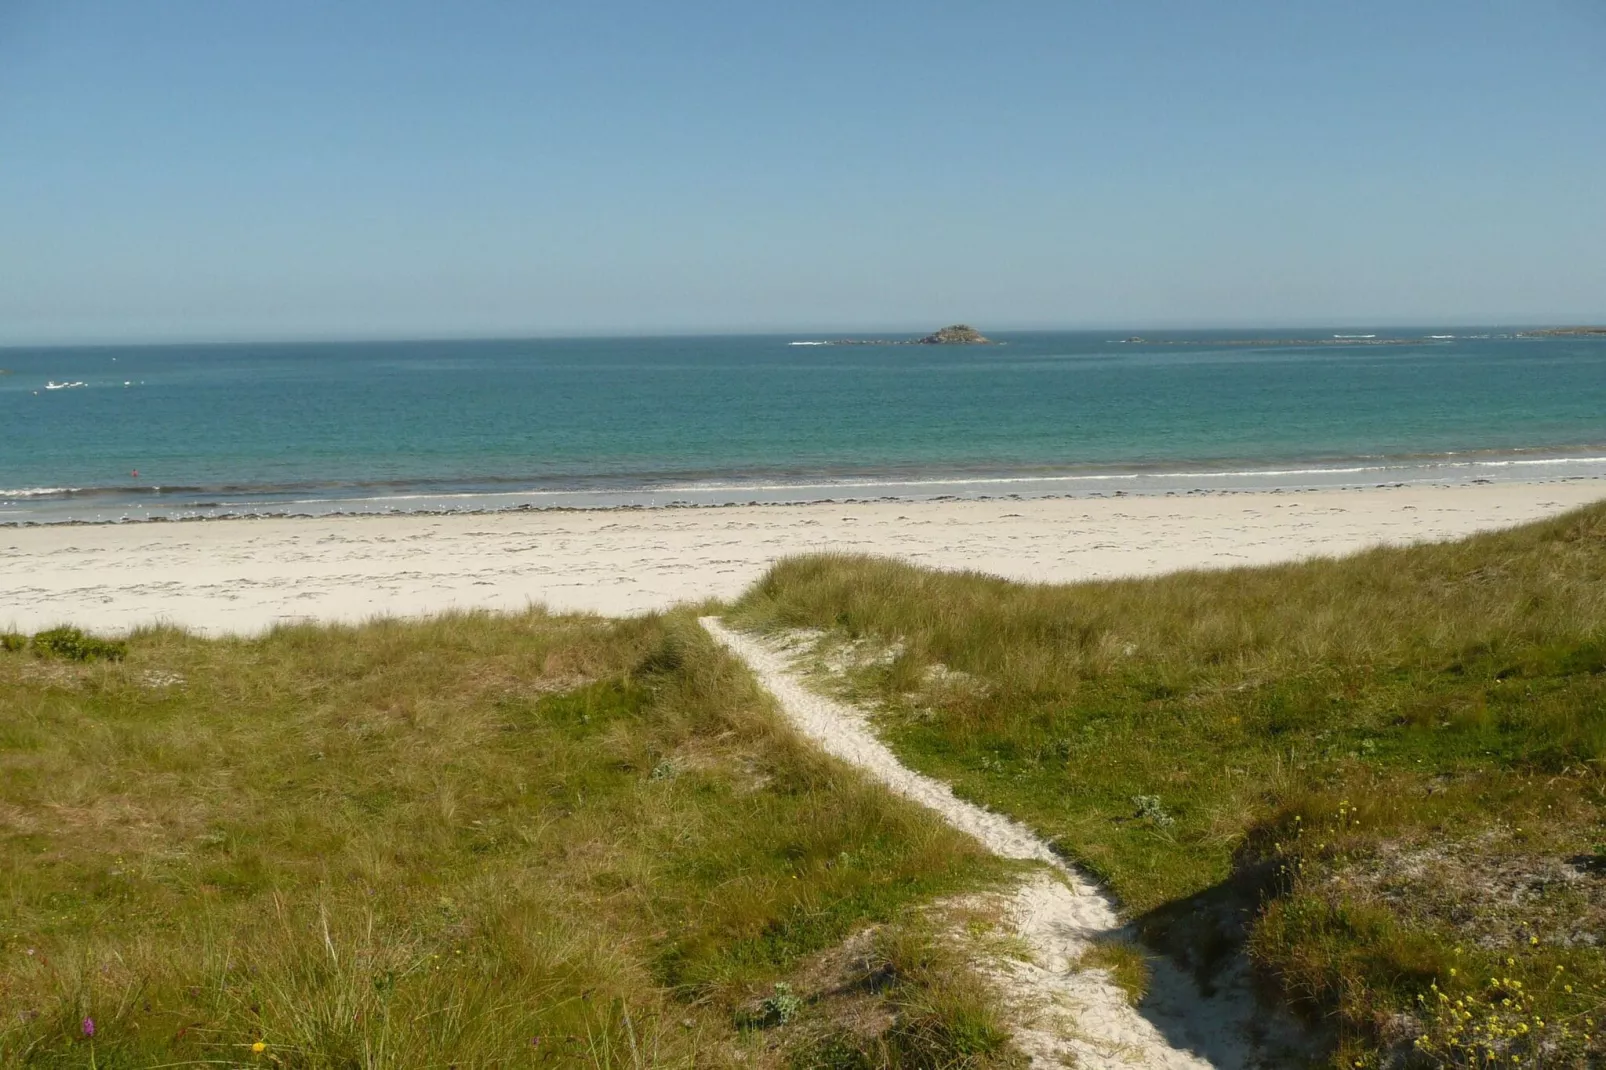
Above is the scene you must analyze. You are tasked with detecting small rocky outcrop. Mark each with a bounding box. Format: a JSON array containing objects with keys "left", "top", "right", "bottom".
[
  {"left": 917, "top": 324, "right": 991, "bottom": 345},
  {"left": 816, "top": 324, "right": 995, "bottom": 347}
]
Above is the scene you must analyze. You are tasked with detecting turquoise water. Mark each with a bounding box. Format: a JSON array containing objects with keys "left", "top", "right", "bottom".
[{"left": 1, "top": 330, "right": 1603, "bottom": 523}]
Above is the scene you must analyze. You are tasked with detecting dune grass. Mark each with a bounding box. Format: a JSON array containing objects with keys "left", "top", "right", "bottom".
[
  {"left": 729, "top": 500, "right": 1606, "bottom": 1066},
  {"left": 0, "top": 609, "right": 1016, "bottom": 1068}
]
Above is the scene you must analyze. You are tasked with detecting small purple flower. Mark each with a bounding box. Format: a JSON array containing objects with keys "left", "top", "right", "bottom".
[{"left": 82, "top": 1016, "right": 95, "bottom": 1038}]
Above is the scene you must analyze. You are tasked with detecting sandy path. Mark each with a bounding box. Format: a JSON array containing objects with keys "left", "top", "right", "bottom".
[
  {"left": 2, "top": 481, "right": 1601, "bottom": 635},
  {"left": 702, "top": 617, "right": 1297, "bottom": 1069}
]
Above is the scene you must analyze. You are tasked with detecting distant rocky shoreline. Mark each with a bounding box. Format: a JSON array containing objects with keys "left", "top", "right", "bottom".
[
  {"left": 1118, "top": 336, "right": 1427, "bottom": 347},
  {"left": 1517, "top": 326, "right": 1606, "bottom": 337},
  {"left": 1117, "top": 328, "right": 1606, "bottom": 346},
  {"left": 803, "top": 324, "right": 1606, "bottom": 349}
]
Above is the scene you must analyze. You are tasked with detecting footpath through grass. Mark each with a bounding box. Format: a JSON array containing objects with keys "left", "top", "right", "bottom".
[
  {"left": 0, "top": 609, "right": 1015, "bottom": 1068},
  {"left": 730, "top": 500, "right": 1606, "bottom": 1067}
]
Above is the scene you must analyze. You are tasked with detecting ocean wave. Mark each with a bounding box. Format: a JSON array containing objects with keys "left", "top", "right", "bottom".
[
  {"left": 9, "top": 451, "right": 1606, "bottom": 502},
  {"left": 637, "top": 459, "right": 1606, "bottom": 494},
  {"left": 0, "top": 485, "right": 205, "bottom": 501},
  {"left": 7, "top": 448, "right": 1606, "bottom": 520},
  {"left": 157, "top": 456, "right": 1606, "bottom": 507},
  {"left": 1464, "top": 456, "right": 1606, "bottom": 468},
  {"left": 0, "top": 487, "right": 80, "bottom": 498}
]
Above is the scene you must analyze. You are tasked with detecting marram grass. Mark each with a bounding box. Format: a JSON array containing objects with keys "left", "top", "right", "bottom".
[
  {"left": 730, "top": 500, "right": 1606, "bottom": 1067},
  {"left": 0, "top": 609, "right": 1013, "bottom": 1068}
]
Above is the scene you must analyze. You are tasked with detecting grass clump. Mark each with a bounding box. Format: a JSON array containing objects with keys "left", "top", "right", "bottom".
[
  {"left": 1078, "top": 938, "right": 1152, "bottom": 1005},
  {"left": 0, "top": 608, "right": 1012, "bottom": 1067},
  {"left": 730, "top": 500, "right": 1606, "bottom": 1065},
  {"left": 779, "top": 923, "right": 1022, "bottom": 1070},
  {"left": 28, "top": 626, "right": 126, "bottom": 661},
  {"left": 0, "top": 633, "right": 26, "bottom": 653}
]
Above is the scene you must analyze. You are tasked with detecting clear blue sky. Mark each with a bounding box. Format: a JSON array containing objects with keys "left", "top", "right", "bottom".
[{"left": 2, "top": 1, "right": 1603, "bottom": 343}]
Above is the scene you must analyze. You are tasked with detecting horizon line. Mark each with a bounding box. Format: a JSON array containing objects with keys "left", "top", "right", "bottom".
[{"left": 5, "top": 318, "right": 1606, "bottom": 350}]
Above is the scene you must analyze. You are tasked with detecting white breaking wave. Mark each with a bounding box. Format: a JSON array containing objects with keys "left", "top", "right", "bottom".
[
  {"left": 0, "top": 487, "right": 77, "bottom": 498},
  {"left": 586, "top": 455, "right": 1606, "bottom": 495},
  {"left": 147, "top": 454, "right": 1606, "bottom": 510},
  {"left": 787, "top": 340, "right": 829, "bottom": 346}
]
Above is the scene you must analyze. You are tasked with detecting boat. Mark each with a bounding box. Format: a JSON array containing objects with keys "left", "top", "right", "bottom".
[{"left": 45, "top": 381, "right": 87, "bottom": 390}]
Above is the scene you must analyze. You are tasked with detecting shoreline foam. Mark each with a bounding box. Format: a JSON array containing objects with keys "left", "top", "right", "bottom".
[
  {"left": 2, "top": 480, "right": 1601, "bottom": 637},
  {"left": 5, "top": 449, "right": 1606, "bottom": 526}
]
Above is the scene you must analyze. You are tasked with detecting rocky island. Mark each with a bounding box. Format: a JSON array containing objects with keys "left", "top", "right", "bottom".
[
  {"left": 917, "top": 324, "right": 991, "bottom": 344},
  {"left": 806, "top": 324, "right": 993, "bottom": 347}
]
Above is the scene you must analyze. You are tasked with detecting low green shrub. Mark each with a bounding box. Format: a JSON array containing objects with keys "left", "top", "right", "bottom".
[
  {"left": 30, "top": 626, "right": 127, "bottom": 662},
  {"left": 0, "top": 633, "right": 26, "bottom": 653},
  {"left": 760, "top": 981, "right": 804, "bottom": 1026}
]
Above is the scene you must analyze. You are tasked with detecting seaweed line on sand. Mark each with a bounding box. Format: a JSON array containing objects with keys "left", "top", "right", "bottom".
[{"left": 701, "top": 616, "right": 1299, "bottom": 1069}]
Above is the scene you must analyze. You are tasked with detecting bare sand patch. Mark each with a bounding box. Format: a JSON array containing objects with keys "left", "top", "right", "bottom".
[{"left": 1, "top": 481, "right": 1600, "bottom": 635}]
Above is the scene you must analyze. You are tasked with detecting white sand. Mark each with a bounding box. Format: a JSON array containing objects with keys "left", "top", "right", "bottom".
[{"left": 2, "top": 480, "right": 1601, "bottom": 635}]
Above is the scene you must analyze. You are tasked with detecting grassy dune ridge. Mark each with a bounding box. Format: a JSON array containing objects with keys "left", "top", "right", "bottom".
[
  {"left": 730, "top": 502, "right": 1606, "bottom": 1066},
  {"left": 0, "top": 610, "right": 1015, "bottom": 1068}
]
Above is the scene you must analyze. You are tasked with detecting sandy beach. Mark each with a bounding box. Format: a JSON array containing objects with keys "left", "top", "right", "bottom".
[{"left": 2, "top": 480, "right": 1601, "bottom": 636}]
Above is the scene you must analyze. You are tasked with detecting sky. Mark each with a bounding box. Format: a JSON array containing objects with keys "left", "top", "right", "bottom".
[{"left": 1, "top": 1, "right": 1603, "bottom": 343}]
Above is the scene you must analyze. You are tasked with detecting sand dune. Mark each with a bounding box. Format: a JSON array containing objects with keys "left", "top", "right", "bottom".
[{"left": 2, "top": 481, "right": 1601, "bottom": 635}]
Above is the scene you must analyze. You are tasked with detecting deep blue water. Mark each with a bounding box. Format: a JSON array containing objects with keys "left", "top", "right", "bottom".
[{"left": 2, "top": 330, "right": 1603, "bottom": 522}]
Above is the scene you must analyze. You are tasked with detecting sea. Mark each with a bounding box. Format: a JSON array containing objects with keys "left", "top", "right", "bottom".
[{"left": 2, "top": 330, "right": 1603, "bottom": 525}]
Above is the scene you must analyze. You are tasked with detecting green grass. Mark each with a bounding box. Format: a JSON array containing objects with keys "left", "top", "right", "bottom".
[
  {"left": 729, "top": 500, "right": 1606, "bottom": 1066},
  {"left": 0, "top": 609, "right": 1016, "bottom": 1068},
  {"left": 1076, "top": 939, "right": 1150, "bottom": 1006},
  {"left": 781, "top": 923, "right": 1019, "bottom": 1070},
  {"left": 27, "top": 627, "right": 127, "bottom": 663}
]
